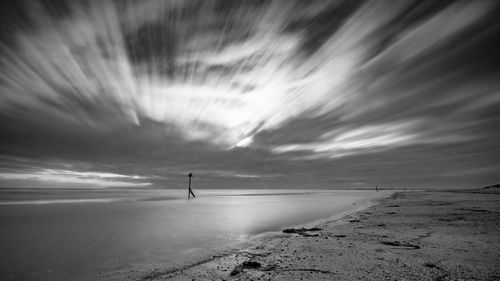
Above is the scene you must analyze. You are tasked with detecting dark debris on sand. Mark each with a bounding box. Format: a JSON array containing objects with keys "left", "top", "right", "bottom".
[
  {"left": 282, "top": 227, "right": 322, "bottom": 237},
  {"left": 229, "top": 261, "right": 261, "bottom": 276},
  {"left": 380, "top": 241, "right": 421, "bottom": 249}
]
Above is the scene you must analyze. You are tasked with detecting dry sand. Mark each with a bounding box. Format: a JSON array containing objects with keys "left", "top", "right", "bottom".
[{"left": 142, "top": 191, "right": 500, "bottom": 281}]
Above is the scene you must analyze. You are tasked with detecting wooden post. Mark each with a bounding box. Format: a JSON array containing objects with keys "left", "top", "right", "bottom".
[{"left": 188, "top": 173, "right": 194, "bottom": 199}]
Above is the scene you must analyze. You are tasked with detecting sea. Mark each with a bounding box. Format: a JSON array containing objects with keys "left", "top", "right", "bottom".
[{"left": 0, "top": 188, "right": 390, "bottom": 280}]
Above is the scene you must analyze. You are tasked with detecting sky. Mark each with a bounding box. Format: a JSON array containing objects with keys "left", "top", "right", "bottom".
[{"left": 0, "top": 0, "right": 499, "bottom": 189}]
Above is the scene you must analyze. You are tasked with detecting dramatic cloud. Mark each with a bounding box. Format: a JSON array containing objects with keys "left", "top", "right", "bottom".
[
  {"left": 0, "top": 169, "right": 151, "bottom": 188},
  {"left": 0, "top": 0, "right": 499, "bottom": 189}
]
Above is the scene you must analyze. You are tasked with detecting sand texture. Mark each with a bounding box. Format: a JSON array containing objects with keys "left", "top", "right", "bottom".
[{"left": 142, "top": 191, "right": 500, "bottom": 281}]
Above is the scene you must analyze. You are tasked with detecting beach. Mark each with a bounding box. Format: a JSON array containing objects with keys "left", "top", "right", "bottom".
[
  {"left": 145, "top": 191, "right": 500, "bottom": 281},
  {"left": 1, "top": 1, "right": 498, "bottom": 280}
]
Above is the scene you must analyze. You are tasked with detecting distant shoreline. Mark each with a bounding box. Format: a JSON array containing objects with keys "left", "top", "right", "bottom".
[{"left": 0, "top": 188, "right": 390, "bottom": 205}]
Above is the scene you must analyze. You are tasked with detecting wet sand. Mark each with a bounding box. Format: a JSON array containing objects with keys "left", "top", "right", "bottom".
[{"left": 141, "top": 191, "right": 500, "bottom": 281}]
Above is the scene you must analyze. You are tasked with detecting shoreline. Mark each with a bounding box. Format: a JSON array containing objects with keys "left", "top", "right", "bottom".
[
  {"left": 131, "top": 191, "right": 391, "bottom": 280},
  {"left": 139, "top": 190, "right": 500, "bottom": 281},
  {"left": 124, "top": 191, "right": 391, "bottom": 281}
]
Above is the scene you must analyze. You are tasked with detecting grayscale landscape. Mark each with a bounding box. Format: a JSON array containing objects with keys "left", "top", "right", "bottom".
[{"left": 0, "top": 1, "right": 499, "bottom": 280}]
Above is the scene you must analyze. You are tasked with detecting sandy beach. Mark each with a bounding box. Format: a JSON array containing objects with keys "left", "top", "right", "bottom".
[{"left": 141, "top": 191, "right": 500, "bottom": 281}]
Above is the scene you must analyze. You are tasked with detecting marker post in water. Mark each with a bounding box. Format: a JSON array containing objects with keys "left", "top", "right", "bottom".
[{"left": 187, "top": 172, "right": 196, "bottom": 199}]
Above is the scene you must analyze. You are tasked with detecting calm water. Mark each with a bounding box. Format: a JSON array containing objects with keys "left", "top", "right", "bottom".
[{"left": 0, "top": 189, "right": 388, "bottom": 280}]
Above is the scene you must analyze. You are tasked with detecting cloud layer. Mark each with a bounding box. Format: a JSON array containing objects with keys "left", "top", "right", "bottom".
[{"left": 0, "top": 0, "right": 499, "bottom": 189}]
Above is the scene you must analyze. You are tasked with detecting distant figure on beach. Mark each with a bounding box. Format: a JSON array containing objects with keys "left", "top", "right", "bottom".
[
  {"left": 187, "top": 172, "right": 196, "bottom": 199},
  {"left": 376, "top": 185, "right": 379, "bottom": 192}
]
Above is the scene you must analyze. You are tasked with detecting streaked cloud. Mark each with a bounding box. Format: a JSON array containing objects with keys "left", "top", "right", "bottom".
[
  {"left": 272, "top": 121, "right": 421, "bottom": 159},
  {"left": 0, "top": 0, "right": 499, "bottom": 189},
  {"left": 195, "top": 169, "right": 281, "bottom": 179},
  {"left": 0, "top": 169, "right": 151, "bottom": 188}
]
